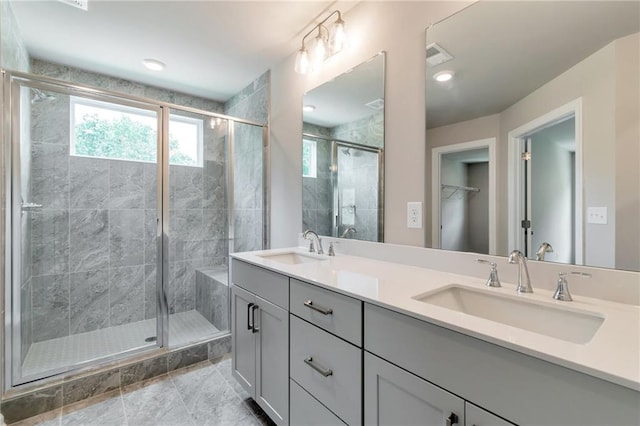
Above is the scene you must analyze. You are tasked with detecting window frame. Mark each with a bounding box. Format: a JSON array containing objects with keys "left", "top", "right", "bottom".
[
  {"left": 70, "top": 96, "right": 204, "bottom": 167},
  {"left": 302, "top": 138, "right": 318, "bottom": 178}
]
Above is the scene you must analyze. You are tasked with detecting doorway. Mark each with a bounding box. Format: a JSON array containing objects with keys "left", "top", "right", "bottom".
[
  {"left": 431, "top": 138, "right": 497, "bottom": 254},
  {"left": 508, "top": 99, "right": 583, "bottom": 263}
]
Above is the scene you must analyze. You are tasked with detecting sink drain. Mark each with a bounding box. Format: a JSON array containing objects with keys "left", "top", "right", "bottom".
[{"left": 145, "top": 336, "right": 157, "bottom": 342}]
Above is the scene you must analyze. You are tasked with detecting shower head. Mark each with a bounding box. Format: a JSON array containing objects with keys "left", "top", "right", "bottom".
[{"left": 31, "top": 89, "right": 57, "bottom": 104}]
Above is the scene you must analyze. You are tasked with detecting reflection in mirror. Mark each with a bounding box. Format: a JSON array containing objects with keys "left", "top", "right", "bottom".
[
  {"left": 302, "top": 52, "right": 385, "bottom": 242},
  {"left": 426, "top": 1, "right": 639, "bottom": 271}
]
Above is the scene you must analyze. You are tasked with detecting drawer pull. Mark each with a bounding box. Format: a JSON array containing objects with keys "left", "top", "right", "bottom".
[
  {"left": 304, "top": 357, "right": 333, "bottom": 377},
  {"left": 304, "top": 300, "right": 333, "bottom": 315},
  {"left": 446, "top": 413, "right": 459, "bottom": 426},
  {"left": 251, "top": 304, "right": 259, "bottom": 333},
  {"left": 247, "top": 303, "right": 254, "bottom": 330}
]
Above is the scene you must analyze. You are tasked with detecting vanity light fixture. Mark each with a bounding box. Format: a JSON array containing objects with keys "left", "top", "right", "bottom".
[
  {"left": 294, "top": 10, "right": 348, "bottom": 75},
  {"left": 143, "top": 58, "right": 166, "bottom": 72},
  {"left": 433, "top": 70, "right": 455, "bottom": 82},
  {"left": 303, "top": 105, "right": 316, "bottom": 112}
]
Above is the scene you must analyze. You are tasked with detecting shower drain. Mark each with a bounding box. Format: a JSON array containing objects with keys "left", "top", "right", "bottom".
[{"left": 145, "top": 336, "right": 157, "bottom": 342}]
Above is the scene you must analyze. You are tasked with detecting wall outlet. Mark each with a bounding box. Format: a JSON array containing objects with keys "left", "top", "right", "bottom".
[
  {"left": 407, "top": 202, "right": 422, "bottom": 229},
  {"left": 587, "top": 206, "right": 607, "bottom": 224}
]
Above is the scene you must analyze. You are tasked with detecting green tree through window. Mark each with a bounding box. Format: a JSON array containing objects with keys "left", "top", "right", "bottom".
[{"left": 75, "top": 113, "right": 195, "bottom": 166}]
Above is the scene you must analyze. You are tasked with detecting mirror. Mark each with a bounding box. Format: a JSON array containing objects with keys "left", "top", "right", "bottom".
[
  {"left": 302, "top": 52, "right": 385, "bottom": 242},
  {"left": 426, "top": 1, "right": 639, "bottom": 271}
]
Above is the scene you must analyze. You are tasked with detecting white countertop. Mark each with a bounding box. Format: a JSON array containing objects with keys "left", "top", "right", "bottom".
[{"left": 231, "top": 247, "right": 640, "bottom": 392}]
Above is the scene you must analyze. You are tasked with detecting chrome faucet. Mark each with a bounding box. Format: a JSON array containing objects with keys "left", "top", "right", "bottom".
[
  {"left": 536, "top": 242, "right": 554, "bottom": 261},
  {"left": 340, "top": 227, "right": 357, "bottom": 238},
  {"left": 303, "top": 230, "right": 324, "bottom": 255},
  {"left": 508, "top": 250, "right": 533, "bottom": 293},
  {"left": 553, "top": 271, "right": 591, "bottom": 301}
]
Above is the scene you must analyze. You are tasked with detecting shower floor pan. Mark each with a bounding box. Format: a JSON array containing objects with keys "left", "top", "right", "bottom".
[{"left": 21, "top": 310, "right": 220, "bottom": 379}]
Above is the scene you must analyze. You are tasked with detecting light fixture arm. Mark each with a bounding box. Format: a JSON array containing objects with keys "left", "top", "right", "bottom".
[{"left": 300, "top": 10, "right": 342, "bottom": 48}]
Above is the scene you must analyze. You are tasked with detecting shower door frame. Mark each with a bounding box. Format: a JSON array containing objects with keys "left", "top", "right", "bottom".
[
  {"left": 1, "top": 70, "right": 270, "bottom": 390},
  {"left": 4, "top": 72, "right": 167, "bottom": 387}
]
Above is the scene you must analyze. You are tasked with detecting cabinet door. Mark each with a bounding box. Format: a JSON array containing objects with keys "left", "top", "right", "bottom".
[
  {"left": 364, "top": 352, "right": 465, "bottom": 426},
  {"left": 231, "top": 285, "right": 256, "bottom": 397},
  {"left": 255, "top": 296, "right": 289, "bottom": 425},
  {"left": 465, "top": 403, "right": 515, "bottom": 426}
]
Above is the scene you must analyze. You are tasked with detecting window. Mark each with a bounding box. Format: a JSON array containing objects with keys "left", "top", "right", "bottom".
[
  {"left": 302, "top": 139, "right": 317, "bottom": 178},
  {"left": 71, "top": 97, "right": 203, "bottom": 166}
]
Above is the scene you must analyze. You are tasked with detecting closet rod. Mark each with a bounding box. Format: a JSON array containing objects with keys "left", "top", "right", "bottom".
[{"left": 441, "top": 184, "right": 480, "bottom": 192}]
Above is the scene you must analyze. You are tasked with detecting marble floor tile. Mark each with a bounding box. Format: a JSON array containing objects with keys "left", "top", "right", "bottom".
[
  {"left": 12, "top": 356, "right": 274, "bottom": 426},
  {"left": 169, "top": 362, "right": 259, "bottom": 426},
  {"left": 121, "top": 375, "right": 194, "bottom": 426},
  {"left": 60, "top": 391, "right": 125, "bottom": 426}
]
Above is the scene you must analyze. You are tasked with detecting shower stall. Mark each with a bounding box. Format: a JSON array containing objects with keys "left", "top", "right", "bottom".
[
  {"left": 2, "top": 71, "right": 268, "bottom": 387},
  {"left": 302, "top": 133, "right": 383, "bottom": 242}
]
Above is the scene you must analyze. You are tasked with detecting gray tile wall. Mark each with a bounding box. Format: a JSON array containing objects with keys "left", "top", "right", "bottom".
[
  {"left": 335, "top": 148, "right": 380, "bottom": 242},
  {"left": 224, "top": 71, "right": 269, "bottom": 253},
  {"left": 302, "top": 137, "right": 333, "bottom": 236},
  {"left": 26, "top": 60, "right": 230, "bottom": 344},
  {"left": 300, "top": 114, "right": 384, "bottom": 240},
  {"left": 2, "top": 0, "right": 33, "bottom": 362},
  {"left": 0, "top": 1, "right": 30, "bottom": 71},
  {"left": 332, "top": 111, "right": 384, "bottom": 149}
]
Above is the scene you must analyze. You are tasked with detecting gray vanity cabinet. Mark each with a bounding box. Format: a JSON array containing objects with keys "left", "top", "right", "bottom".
[
  {"left": 231, "top": 260, "right": 289, "bottom": 425},
  {"left": 465, "top": 403, "right": 514, "bottom": 426},
  {"left": 364, "top": 352, "right": 465, "bottom": 426}
]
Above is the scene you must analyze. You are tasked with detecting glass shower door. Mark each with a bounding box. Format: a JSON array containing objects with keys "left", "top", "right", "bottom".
[
  {"left": 9, "top": 77, "right": 163, "bottom": 384},
  {"left": 164, "top": 109, "right": 230, "bottom": 348},
  {"left": 333, "top": 142, "right": 382, "bottom": 242}
]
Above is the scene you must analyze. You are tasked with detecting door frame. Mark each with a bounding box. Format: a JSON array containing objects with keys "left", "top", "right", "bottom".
[
  {"left": 431, "top": 138, "right": 497, "bottom": 254},
  {"left": 507, "top": 98, "right": 583, "bottom": 264}
]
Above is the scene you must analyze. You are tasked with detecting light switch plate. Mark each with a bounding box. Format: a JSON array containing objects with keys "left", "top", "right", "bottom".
[
  {"left": 407, "top": 202, "right": 422, "bottom": 229},
  {"left": 587, "top": 206, "right": 607, "bottom": 224}
]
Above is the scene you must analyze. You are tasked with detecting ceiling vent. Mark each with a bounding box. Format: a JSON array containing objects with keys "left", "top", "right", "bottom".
[
  {"left": 57, "top": 0, "right": 88, "bottom": 11},
  {"left": 426, "top": 43, "right": 453, "bottom": 67},
  {"left": 365, "top": 98, "right": 384, "bottom": 110}
]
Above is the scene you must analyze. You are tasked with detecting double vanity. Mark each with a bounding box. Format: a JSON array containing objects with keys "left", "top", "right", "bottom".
[{"left": 230, "top": 244, "right": 640, "bottom": 425}]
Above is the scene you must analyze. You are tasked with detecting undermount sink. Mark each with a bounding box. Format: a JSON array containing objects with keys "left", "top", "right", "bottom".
[
  {"left": 256, "top": 251, "right": 326, "bottom": 265},
  {"left": 413, "top": 285, "right": 604, "bottom": 344}
]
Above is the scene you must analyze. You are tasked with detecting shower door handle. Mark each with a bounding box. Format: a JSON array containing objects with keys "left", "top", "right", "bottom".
[
  {"left": 247, "top": 303, "right": 254, "bottom": 330},
  {"left": 21, "top": 202, "right": 43, "bottom": 212}
]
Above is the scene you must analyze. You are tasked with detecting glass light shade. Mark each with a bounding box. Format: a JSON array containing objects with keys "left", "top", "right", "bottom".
[
  {"left": 294, "top": 47, "right": 311, "bottom": 74},
  {"left": 330, "top": 19, "right": 347, "bottom": 54},
  {"left": 313, "top": 31, "right": 328, "bottom": 68}
]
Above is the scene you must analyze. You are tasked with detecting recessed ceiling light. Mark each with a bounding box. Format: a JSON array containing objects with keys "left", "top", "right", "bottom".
[
  {"left": 143, "top": 58, "right": 166, "bottom": 72},
  {"left": 433, "top": 70, "right": 454, "bottom": 82},
  {"left": 303, "top": 105, "right": 316, "bottom": 112}
]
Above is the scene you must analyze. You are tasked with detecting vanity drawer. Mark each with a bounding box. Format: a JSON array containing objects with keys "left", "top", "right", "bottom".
[
  {"left": 290, "top": 315, "right": 362, "bottom": 426},
  {"left": 290, "top": 279, "right": 362, "bottom": 346},
  {"left": 231, "top": 259, "right": 289, "bottom": 309},
  {"left": 290, "top": 379, "right": 346, "bottom": 426}
]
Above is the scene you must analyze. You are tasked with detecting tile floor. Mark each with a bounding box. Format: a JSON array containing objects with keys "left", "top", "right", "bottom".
[
  {"left": 12, "top": 357, "right": 275, "bottom": 426},
  {"left": 23, "top": 311, "right": 221, "bottom": 379}
]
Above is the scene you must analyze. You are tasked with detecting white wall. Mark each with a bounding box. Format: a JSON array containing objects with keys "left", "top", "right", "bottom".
[
  {"left": 467, "top": 162, "right": 488, "bottom": 254},
  {"left": 531, "top": 119, "right": 575, "bottom": 264},
  {"left": 614, "top": 33, "right": 640, "bottom": 270},
  {"left": 270, "top": 1, "right": 472, "bottom": 248},
  {"left": 426, "top": 114, "right": 500, "bottom": 245},
  {"left": 440, "top": 157, "right": 467, "bottom": 251},
  {"left": 424, "top": 33, "right": 639, "bottom": 269}
]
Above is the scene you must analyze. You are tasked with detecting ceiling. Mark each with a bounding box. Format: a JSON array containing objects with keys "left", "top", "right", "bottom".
[
  {"left": 303, "top": 52, "right": 384, "bottom": 128},
  {"left": 10, "top": 0, "right": 349, "bottom": 101},
  {"left": 426, "top": 1, "right": 640, "bottom": 129}
]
